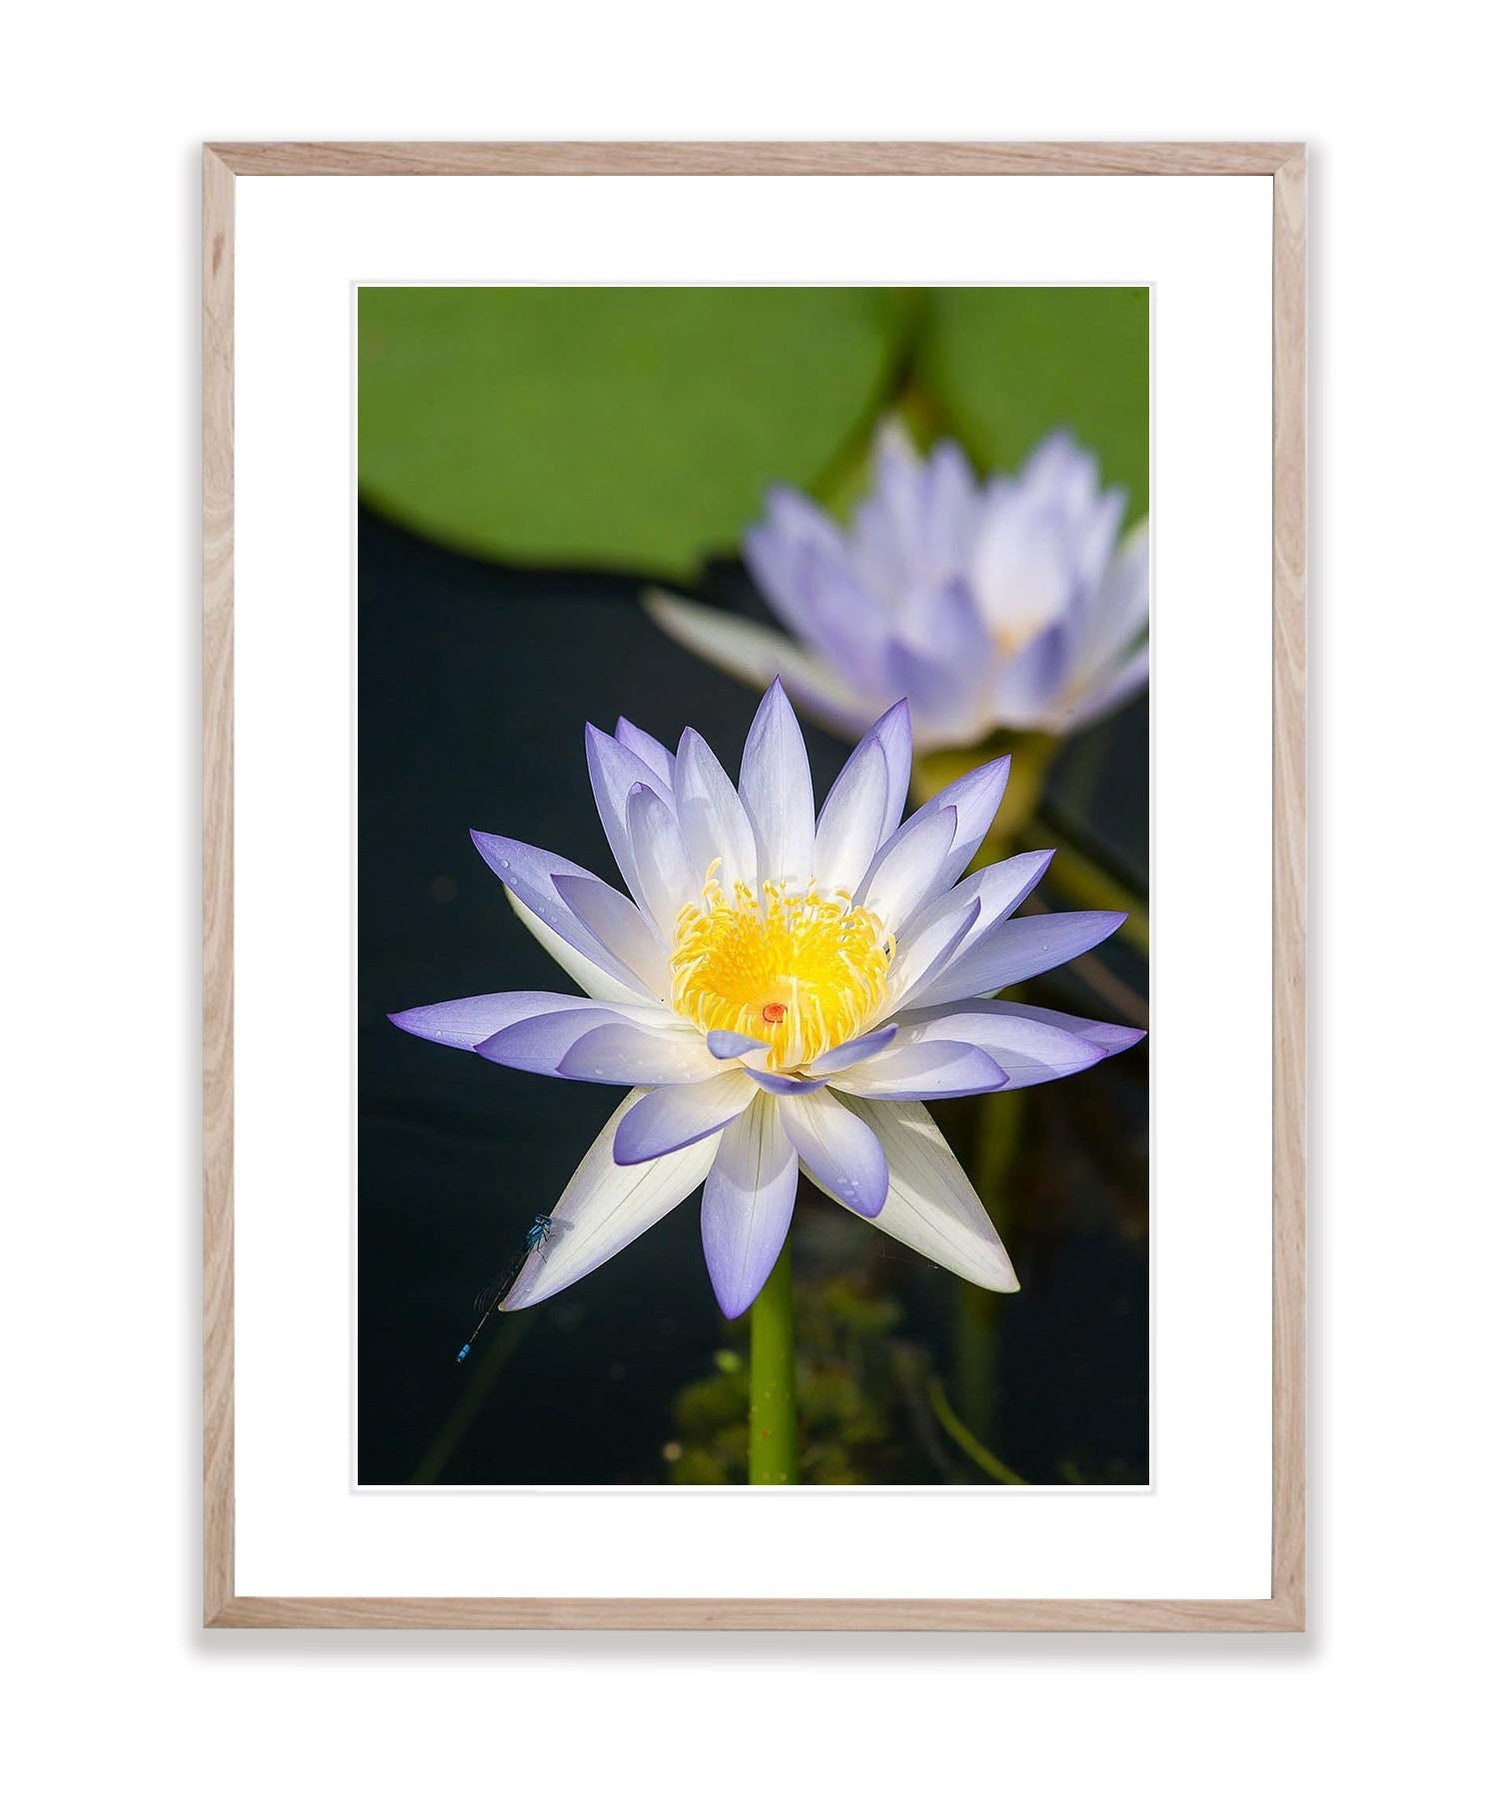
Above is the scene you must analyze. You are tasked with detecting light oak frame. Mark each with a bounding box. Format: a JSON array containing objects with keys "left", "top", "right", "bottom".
[{"left": 203, "top": 140, "right": 1307, "bottom": 1631}]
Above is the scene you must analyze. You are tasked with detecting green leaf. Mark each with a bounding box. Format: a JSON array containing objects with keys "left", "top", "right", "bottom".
[
  {"left": 918, "top": 288, "right": 1149, "bottom": 521},
  {"left": 358, "top": 287, "right": 915, "bottom": 578}
]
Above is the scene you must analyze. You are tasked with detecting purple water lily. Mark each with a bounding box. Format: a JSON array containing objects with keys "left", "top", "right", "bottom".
[
  {"left": 646, "top": 424, "right": 1149, "bottom": 752},
  {"left": 391, "top": 683, "right": 1142, "bottom": 1318}
]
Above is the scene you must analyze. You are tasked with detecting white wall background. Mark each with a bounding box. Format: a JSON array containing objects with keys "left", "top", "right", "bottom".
[{"left": 5, "top": 6, "right": 1493, "bottom": 1794}]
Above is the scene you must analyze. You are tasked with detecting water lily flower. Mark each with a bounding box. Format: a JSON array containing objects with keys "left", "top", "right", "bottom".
[
  {"left": 391, "top": 683, "right": 1142, "bottom": 1319},
  {"left": 646, "top": 426, "right": 1149, "bottom": 752}
]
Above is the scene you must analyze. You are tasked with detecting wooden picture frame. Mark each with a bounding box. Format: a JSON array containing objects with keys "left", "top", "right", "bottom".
[{"left": 204, "top": 140, "right": 1306, "bottom": 1630}]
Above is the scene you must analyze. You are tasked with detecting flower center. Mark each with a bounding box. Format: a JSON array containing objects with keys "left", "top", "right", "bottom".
[{"left": 670, "top": 869, "right": 892, "bottom": 1071}]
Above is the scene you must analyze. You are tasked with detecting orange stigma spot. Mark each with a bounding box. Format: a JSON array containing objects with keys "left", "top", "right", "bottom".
[{"left": 761, "top": 1002, "right": 787, "bottom": 1025}]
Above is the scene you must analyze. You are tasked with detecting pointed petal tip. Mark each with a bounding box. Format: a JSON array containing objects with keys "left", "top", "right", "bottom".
[{"left": 711, "top": 1282, "right": 759, "bottom": 1322}]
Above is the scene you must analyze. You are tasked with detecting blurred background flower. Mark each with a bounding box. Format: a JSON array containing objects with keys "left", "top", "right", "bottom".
[{"left": 647, "top": 423, "right": 1148, "bottom": 752}]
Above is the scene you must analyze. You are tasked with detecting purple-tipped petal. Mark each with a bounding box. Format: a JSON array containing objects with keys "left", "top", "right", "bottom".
[
  {"left": 550, "top": 873, "right": 670, "bottom": 1000},
  {"left": 739, "top": 678, "right": 815, "bottom": 885},
  {"left": 913, "top": 909, "right": 1129, "bottom": 1010},
  {"left": 854, "top": 803, "right": 957, "bottom": 934},
  {"left": 985, "top": 1000, "right": 1146, "bottom": 1059},
  {"left": 859, "top": 1002, "right": 1127, "bottom": 1091},
  {"left": 894, "top": 852, "right": 1054, "bottom": 1006},
  {"left": 831, "top": 1040, "right": 1009, "bottom": 1101},
  {"left": 584, "top": 723, "right": 674, "bottom": 910},
  {"left": 700, "top": 1095, "right": 799, "bottom": 1318},
  {"left": 555, "top": 1022, "right": 721, "bottom": 1086},
  {"left": 803, "top": 1023, "right": 899, "bottom": 1078},
  {"left": 744, "top": 1066, "right": 831, "bottom": 1096},
  {"left": 706, "top": 1029, "right": 770, "bottom": 1061},
  {"left": 917, "top": 755, "right": 1012, "bottom": 890},
  {"left": 469, "top": 831, "right": 656, "bottom": 1000},
  {"left": 674, "top": 727, "right": 757, "bottom": 895},
  {"left": 614, "top": 718, "right": 677, "bottom": 790},
  {"left": 504, "top": 889, "right": 653, "bottom": 1008},
  {"left": 868, "top": 698, "right": 913, "bottom": 844},
  {"left": 622, "top": 783, "right": 695, "bottom": 938},
  {"left": 612, "top": 1069, "right": 756, "bottom": 1166},
  {"left": 476, "top": 1005, "right": 714, "bottom": 1085},
  {"left": 812, "top": 713, "right": 893, "bottom": 896},
  {"left": 777, "top": 1087, "right": 888, "bottom": 1217},
  {"left": 884, "top": 896, "right": 983, "bottom": 1013},
  {"left": 389, "top": 990, "right": 583, "bottom": 1053}
]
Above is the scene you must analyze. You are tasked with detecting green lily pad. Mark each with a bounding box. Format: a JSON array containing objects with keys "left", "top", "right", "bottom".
[
  {"left": 918, "top": 287, "right": 1150, "bottom": 521},
  {"left": 359, "top": 287, "right": 915, "bottom": 578}
]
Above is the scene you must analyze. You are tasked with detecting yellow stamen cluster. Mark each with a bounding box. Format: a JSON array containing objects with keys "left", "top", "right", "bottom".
[{"left": 671, "top": 869, "right": 892, "bottom": 1071}]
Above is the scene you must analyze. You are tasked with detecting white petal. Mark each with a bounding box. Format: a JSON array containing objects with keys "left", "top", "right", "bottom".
[
  {"left": 855, "top": 803, "right": 957, "bottom": 935},
  {"left": 882, "top": 896, "right": 982, "bottom": 1014},
  {"left": 824, "top": 1097, "right": 1018, "bottom": 1291},
  {"left": 893, "top": 851, "right": 1053, "bottom": 1009},
  {"left": 812, "top": 725, "right": 890, "bottom": 897},
  {"left": 506, "top": 889, "right": 651, "bottom": 1007},
  {"left": 739, "top": 679, "right": 816, "bottom": 885},
  {"left": 551, "top": 874, "right": 671, "bottom": 1002},
  {"left": 502, "top": 1090, "right": 718, "bottom": 1311},
  {"left": 624, "top": 784, "right": 696, "bottom": 940},
  {"left": 674, "top": 726, "right": 757, "bottom": 894}
]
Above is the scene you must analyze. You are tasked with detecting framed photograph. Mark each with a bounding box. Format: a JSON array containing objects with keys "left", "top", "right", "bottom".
[{"left": 204, "top": 141, "right": 1305, "bottom": 1629}]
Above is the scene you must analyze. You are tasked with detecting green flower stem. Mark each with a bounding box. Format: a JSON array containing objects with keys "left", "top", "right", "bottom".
[
  {"left": 928, "top": 1377, "right": 1027, "bottom": 1485},
  {"left": 748, "top": 1241, "right": 798, "bottom": 1485}
]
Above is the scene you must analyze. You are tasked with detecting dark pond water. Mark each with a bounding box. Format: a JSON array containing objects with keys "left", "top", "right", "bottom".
[{"left": 358, "top": 508, "right": 1148, "bottom": 1485}]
